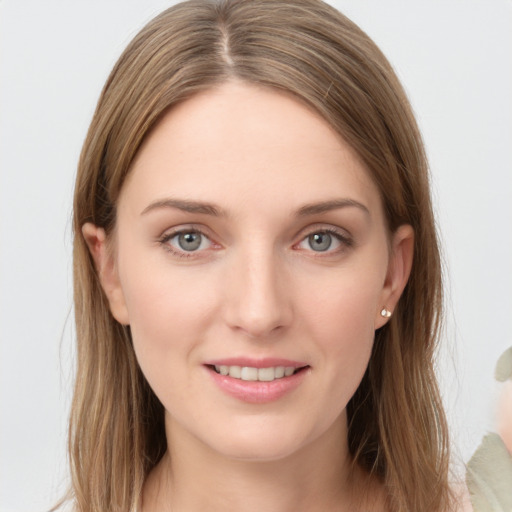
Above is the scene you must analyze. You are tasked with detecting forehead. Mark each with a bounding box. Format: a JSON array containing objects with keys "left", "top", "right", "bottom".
[{"left": 121, "top": 81, "right": 382, "bottom": 218}]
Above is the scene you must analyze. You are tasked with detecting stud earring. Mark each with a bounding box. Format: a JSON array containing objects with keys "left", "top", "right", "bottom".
[{"left": 380, "top": 308, "right": 392, "bottom": 318}]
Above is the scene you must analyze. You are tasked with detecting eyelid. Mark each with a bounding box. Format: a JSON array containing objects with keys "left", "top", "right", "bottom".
[
  {"left": 158, "top": 224, "right": 220, "bottom": 258},
  {"left": 293, "top": 225, "right": 354, "bottom": 253},
  {"left": 157, "top": 223, "right": 353, "bottom": 259}
]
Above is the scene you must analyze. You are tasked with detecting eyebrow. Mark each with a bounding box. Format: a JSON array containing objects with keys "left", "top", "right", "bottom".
[
  {"left": 140, "top": 197, "right": 369, "bottom": 218},
  {"left": 141, "top": 198, "right": 225, "bottom": 217},
  {"left": 296, "top": 198, "right": 370, "bottom": 217}
]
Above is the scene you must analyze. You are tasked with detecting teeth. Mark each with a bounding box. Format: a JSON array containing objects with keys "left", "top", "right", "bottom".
[
  {"left": 284, "top": 367, "right": 295, "bottom": 377},
  {"left": 241, "top": 366, "right": 258, "bottom": 381},
  {"left": 228, "top": 366, "right": 241, "bottom": 379},
  {"left": 213, "top": 365, "right": 299, "bottom": 381},
  {"left": 258, "top": 367, "right": 275, "bottom": 381}
]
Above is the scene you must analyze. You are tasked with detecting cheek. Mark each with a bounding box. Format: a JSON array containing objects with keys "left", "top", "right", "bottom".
[
  {"left": 125, "top": 274, "right": 212, "bottom": 338},
  {"left": 116, "top": 251, "right": 219, "bottom": 382},
  {"left": 299, "top": 266, "right": 382, "bottom": 396},
  {"left": 303, "top": 264, "right": 382, "bottom": 345},
  {"left": 119, "top": 268, "right": 223, "bottom": 425}
]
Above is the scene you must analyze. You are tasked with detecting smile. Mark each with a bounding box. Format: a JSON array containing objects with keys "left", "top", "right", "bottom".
[
  {"left": 213, "top": 365, "right": 299, "bottom": 382},
  {"left": 206, "top": 362, "right": 309, "bottom": 403}
]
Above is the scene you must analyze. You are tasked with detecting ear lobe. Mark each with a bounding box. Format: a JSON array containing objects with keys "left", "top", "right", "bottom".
[
  {"left": 375, "top": 224, "right": 414, "bottom": 329},
  {"left": 81, "top": 222, "right": 130, "bottom": 325}
]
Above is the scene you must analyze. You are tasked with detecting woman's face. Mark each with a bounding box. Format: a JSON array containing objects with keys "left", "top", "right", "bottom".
[{"left": 87, "top": 81, "right": 412, "bottom": 461}]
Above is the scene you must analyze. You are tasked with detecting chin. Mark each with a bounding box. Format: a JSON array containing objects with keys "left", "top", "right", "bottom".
[
  {"left": 211, "top": 436, "right": 305, "bottom": 462},
  {"left": 197, "top": 415, "right": 330, "bottom": 463}
]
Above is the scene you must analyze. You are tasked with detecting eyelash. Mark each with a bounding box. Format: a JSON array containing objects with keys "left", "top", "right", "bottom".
[
  {"left": 158, "top": 227, "right": 214, "bottom": 259},
  {"left": 158, "top": 226, "right": 353, "bottom": 259},
  {"left": 295, "top": 227, "right": 353, "bottom": 255}
]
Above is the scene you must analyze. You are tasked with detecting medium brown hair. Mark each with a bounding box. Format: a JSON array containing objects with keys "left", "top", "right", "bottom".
[{"left": 68, "top": 1, "right": 452, "bottom": 510}]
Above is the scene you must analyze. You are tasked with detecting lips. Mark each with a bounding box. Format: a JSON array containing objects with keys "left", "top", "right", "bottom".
[{"left": 204, "top": 358, "right": 310, "bottom": 403}]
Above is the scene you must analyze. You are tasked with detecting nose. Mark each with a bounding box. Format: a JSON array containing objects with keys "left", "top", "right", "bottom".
[{"left": 223, "top": 246, "right": 292, "bottom": 339}]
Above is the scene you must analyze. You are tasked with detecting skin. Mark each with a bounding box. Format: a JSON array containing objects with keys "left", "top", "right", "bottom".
[{"left": 83, "top": 81, "right": 414, "bottom": 511}]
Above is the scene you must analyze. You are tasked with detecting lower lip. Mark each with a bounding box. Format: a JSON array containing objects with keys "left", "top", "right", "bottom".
[{"left": 206, "top": 366, "right": 309, "bottom": 404}]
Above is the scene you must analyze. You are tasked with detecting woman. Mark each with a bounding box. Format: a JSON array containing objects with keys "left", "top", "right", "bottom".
[{"left": 65, "top": 0, "right": 456, "bottom": 510}]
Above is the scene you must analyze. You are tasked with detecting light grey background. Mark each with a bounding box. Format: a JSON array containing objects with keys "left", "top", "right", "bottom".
[{"left": 1, "top": 1, "right": 511, "bottom": 510}]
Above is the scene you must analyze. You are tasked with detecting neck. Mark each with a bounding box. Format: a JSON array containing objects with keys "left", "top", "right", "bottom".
[{"left": 142, "top": 412, "right": 380, "bottom": 512}]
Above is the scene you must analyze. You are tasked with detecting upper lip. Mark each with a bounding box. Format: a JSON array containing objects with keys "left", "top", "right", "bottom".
[{"left": 203, "top": 357, "right": 308, "bottom": 369}]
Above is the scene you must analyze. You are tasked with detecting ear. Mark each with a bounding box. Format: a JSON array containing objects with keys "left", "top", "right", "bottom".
[
  {"left": 82, "top": 222, "right": 130, "bottom": 325},
  {"left": 375, "top": 224, "right": 414, "bottom": 329}
]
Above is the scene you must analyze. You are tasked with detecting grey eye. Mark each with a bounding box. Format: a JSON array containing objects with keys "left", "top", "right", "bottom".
[
  {"left": 307, "top": 232, "right": 332, "bottom": 252},
  {"left": 177, "top": 232, "right": 203, "bottom": 251}
]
